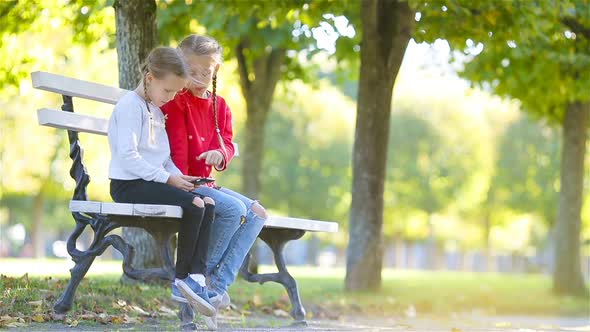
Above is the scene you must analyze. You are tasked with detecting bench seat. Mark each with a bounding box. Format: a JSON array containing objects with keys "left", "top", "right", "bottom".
[{"left": 69, "top": 200, "right": 339, "bottom": 232}]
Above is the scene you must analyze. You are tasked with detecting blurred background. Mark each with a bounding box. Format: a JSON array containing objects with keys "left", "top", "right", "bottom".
[{"left": 0, "top": 0, "right": 589, "bottom": 295}]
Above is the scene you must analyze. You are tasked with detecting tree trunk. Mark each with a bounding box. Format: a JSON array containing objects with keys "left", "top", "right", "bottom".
[
  {"left": 483, "top": 209, "right": 493, "bottom": 272},
  {"left": 114, "top": 0, "right": 157, "bottom": 90},
  {"left": 242, "top": 98, "right": 271, "bottom": 199},
  {"left": 31, "top": 192, "right": 44, "bottom": 258},
  {"left": 114, "top": 0, "right": 160, "bottom": 279},
  {"left": 552, "top": 102, "right": 589, "bottom": 296},
  {"left": 345, "top": 0, "right": 414, "bottom": 291},
  {"left": 236, "top": 42, "right": 285, "bottom": 274},
  {"left": 236, "top": 42, "right": 285, "bottom": 199}
]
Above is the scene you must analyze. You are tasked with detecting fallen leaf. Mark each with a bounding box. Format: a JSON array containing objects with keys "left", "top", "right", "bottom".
[
  {"left": 273, "top": 309, "right": 289, "bottom": 318},
  {"left": 78, "top": 313, "right": 96, "bottom": 320},
  {"left": 97, "top": 313, "right": 109, "bottom": 324},
  {"left": 49, "top": 312, "right": 65, "bottom": 321},
  {"left": 31, "top": 314, "right": 45, "bottom": 323},
  {"left": 68, "top": 319, "right": 79, "bottom": 327},
  {"left": 131, "top": 305, "right": 150, "bottom": 316},
  {"left": 252, "top": 294, "right": 262, "bottom": 307},
  {"left": 111, "top": 316, "right": 125, "bottom": 324},
  {"left": 28, "top": 300, "right": 43, "bottom": 306},
  {"left": 158, "top": 306, "right": 176, "bottom": 317}
]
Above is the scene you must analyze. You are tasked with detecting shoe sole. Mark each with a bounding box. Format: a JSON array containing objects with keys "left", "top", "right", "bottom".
[
  {"left": 203, "top": 314, "right": 218, "bottom": 330},
  {"left": 171, "top": 293, "right": 188, "bottom": 303},
  {"left": 211, "top": 292, "right": 230, "bottom": 310},
  {"left": 177, "top": 282, "right": 215, "bottom": 317}
]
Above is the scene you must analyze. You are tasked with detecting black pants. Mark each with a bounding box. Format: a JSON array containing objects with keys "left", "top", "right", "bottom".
[{"left": 110, "top": 179, "right": 214, "bottom": 279}]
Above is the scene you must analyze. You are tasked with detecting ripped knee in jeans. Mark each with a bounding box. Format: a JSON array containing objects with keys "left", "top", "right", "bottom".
[
  {"left": 203, "top": 196, "right": 215, "bottom": 205},
  {"left": 192, "top": 197, "right": 205, "bottom": 208},
  {"left": 250, "top": 202, "right": 268, "bottom": 220}
]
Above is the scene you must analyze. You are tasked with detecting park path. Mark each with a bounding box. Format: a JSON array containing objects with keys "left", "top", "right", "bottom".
[{"left": 7, "top": 314, "right": 589, "bottom": 331}]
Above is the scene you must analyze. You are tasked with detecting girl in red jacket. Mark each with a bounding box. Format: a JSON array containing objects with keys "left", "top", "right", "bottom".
[{"left": 162, "top": 35, "right": 267, "bottom": 327}]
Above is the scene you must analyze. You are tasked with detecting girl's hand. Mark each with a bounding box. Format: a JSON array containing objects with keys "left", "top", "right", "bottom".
[
  {"left": 167, "top": 175, "right": 195, "bottom": 191},
  {"left": 197, "top": 150, "right": 224, "bottom": 167},
  {"left": 180, "top": 175, "right": 200, "bottom": 189}
]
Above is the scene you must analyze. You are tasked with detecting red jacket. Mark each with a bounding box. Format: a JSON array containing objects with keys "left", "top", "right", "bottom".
[{"left": 161, "top": 89, "right": 235, "bottom": 185}]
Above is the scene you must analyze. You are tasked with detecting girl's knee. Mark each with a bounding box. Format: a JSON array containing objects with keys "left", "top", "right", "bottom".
[
  {"left": 222, "top": 197, "right": 247, "bottom": 217},
  {"left": 192, "top": 197, "right": 205, "bottom": 208},
  {"left": 251, "top": 202, "right": 268, "bottom": 220},
  {"left": 203, "top": 197, "right": 215, "bottom": 205}
]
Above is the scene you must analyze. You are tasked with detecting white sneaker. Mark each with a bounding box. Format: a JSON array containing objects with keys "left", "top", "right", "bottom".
[
  {"left": 210, "top": 291, "right": 230, "bottom": 310},
  {"left": 203, "top": 313, "right": 218, "bottom": 330}
]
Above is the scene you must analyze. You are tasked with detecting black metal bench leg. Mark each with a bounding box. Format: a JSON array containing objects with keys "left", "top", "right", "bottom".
[
  {"left": 178, "top": 303, "right": 195, "bottom": 330},
  {"left": 54, "top": 252, "right": 96, "bottom": 312},
  {"left": 240, "top": 228, "right": 307, "bottom": 324},
  {"left": 54, "top": 214, "right": 123, "bottom": 313}
]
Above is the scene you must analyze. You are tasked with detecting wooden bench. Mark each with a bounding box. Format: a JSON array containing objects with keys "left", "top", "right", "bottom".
[{"left": 31, "top": 71, "right": 338, "bottom": 325}]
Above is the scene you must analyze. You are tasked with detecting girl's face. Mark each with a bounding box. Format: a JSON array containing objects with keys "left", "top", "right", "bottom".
[
  {"left": 185, "top": 54, "right": 220, "bottom": 90},
  {"left": 146, "top": 73, "right": 187, "bottom": 107}
]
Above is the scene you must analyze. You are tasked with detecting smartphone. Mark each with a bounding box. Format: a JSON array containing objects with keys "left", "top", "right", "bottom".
[{"left": 192, "top": 177, "right": 216, "bottom": 185}]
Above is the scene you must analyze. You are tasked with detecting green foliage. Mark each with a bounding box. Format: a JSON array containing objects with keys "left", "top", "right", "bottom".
[
  {"left": 158, "top": 0, "right": 352, "bottom": 84},
  {"left": 259, "top": 81, "right": 354, "bottom": 225},
  {"left": 491, "top": 115, "right": 561, "bottom": 225},
  {"left": 414, "top": 0, "right": 590, "bottom": 122}
]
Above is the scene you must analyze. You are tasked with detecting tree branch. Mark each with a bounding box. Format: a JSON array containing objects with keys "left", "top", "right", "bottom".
[{"left": 236, "top": 39, "right": 252, "bottom": 97}]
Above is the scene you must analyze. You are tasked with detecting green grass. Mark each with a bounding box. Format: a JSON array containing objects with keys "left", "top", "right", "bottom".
[{"left": 0, "top": 258, "right": 588, "bottom": 327}]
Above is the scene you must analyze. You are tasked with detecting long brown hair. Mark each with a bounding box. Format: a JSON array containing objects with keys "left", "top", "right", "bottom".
[
  {"left": 139, "top": 47, "right": 189, "bottom": 144},
  {"left": 178, "top": 35, "right": 227, "bottom": 156}
]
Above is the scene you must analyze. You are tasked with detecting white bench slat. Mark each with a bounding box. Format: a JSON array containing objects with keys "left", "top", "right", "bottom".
[
  {"left": 70, "top": 200, "right": 101, "bottom": 214},
  {"left": 265, "top": 216, "right": 338, "bottom": 233},
  {"left": 37, "top": 108, "right": 108, "bottom": 135},
  {"left": 31, "top": 71, "right": 127, "bottom": 105},
  {"left": 69, "top": 200, "right": 338, "bottom": 232},
  {"left": 69, "top": 201, "right": 182, "bottom": 219}
]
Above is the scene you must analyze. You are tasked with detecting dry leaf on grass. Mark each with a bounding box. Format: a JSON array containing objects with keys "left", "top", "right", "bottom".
[
  {"left": 158, "top": 306, "right": 177, "bottom": 317},
  {"left": 131, "top": 305, "right": 150, "bottom": 316},
  {"left": 251, "top": 294, "right": 262, "bottom": 307},
  {"left": 0, "top": 315, "right": 28, "bottom": 328},
  {"left": 273, "top": 309, "right": 289, "bottom": 318},
  {"left": 31, "top": 314, "right": 45, "bottom": 323}
]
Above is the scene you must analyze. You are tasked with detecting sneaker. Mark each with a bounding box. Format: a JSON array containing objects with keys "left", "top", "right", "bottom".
[
  {"left": 171, "top": 282, "right": 188, "bottom": 303},
  {"left": 175, "top": 277, "right": 216, "bottom": 317},
  {"left": 203, "top": 313, "right": 218, "bottom": 330},
  {"left": 209, "top": 291, "right": 230, "bottom": 310}
]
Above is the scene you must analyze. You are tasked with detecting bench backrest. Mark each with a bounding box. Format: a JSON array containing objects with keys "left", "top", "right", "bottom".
[
  {"left": 32, "top": 71, "right": 126, "bottom": 105},
  {"left": 32, "top": 71, "right": 124, "bottom": 135}
]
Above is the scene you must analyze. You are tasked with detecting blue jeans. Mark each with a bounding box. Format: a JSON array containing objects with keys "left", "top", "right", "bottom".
[{"left": 193, "top": 186, "right": 266, "bottom": 294}]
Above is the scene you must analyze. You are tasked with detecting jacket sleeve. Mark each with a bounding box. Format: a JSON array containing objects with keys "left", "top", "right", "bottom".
[
  {"left": 162, "top": 99, "right": 189, "bottom": 174},
  {"left": 214, "top": 100, "right": 236, "bottom": 172}
]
